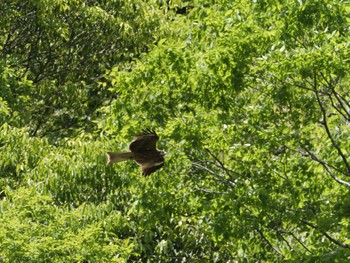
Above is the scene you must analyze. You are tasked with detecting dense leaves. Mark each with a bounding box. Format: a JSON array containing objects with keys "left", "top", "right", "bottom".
[
  {"left": 0, "top": 0, "right": 168, "bottom": 140},
  {"left": 1, "top": 0, "right": 350, "bottom": 262}
]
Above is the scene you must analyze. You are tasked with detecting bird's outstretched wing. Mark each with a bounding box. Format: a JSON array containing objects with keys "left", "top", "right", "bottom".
[
  {"left": 129, "top": 129, "right": 159, "bottom": 153},
  {"left": 141, "top": 159, "right": 164, "bottom": 176}
]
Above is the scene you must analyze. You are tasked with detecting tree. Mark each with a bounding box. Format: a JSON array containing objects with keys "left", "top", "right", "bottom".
[
  {"left": 0, "top": 0, "right": 168, "bottom": 141},
  {"left": 1, "top": 0, "right": 350, "bottom": 262}
]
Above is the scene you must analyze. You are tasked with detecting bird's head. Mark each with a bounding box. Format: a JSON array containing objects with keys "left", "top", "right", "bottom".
[{"left": 160, "top": 151, "right": 167, "bottom": 156}]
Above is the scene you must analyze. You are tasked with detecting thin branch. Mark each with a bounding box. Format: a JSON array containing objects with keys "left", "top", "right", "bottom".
[
  {"left": 313, "top": 78, "right": 350, "bottom": 174},
  {"left": 301, "top": 219, "right": 350, "bottom": 249},
  {"left": 332, "top": 90, "right": 350, "bottom": 120},
  {"left": 205, "top": 148, "right": 241, "bottom": 179},
  {"left": 319, "top": 72, "right": 350, "bottom": 113},
  {"left": 286, "top": 33, "right": 308, "bottom": 49},
  {"left": 191, "top": 162, "right": 216, "bottom": 175},
  {"left": 191, "top": 162, "right": 236, "bottom": 187},
  {"left": 292, "top": 147, "right": 350, "bottom": 187},
  {"left": 288, "top": 147, "right": 343, "bottom": 174},
  {"left": 268, "top": 166, "right": 288, "bottom": 180},
  {"left": 289, "top": 231, "right": 312, "bottom": 253},
  {"left": 255, "top": 227, "right": 285, "bottom": 258},
  {"left": 193, "top": 187, "right": 228, "bottom": 195},
  {"left": 328, "top": 94, "right": 350, "bottom": 121},
  {"left": 322, "top": 76, "right": 350, "bottom": 120},
  {"left": 277, "top": 231, "right": 293, "bottom": 251}
]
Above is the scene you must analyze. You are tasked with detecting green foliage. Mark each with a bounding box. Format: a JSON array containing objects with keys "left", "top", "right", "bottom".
[
  {"left": 1, "top": 0, "right": 350, "bottom": 262},
  {"left": 0, "top": 188, "right": 134, "bottom": 262},
  {"left": 0, "top": 0, "right": 169, "bottom": 140}
]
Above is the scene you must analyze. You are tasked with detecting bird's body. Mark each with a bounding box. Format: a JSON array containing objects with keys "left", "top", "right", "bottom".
[{"left": 106, "top": 129, "right": 166, "bottom": 176}]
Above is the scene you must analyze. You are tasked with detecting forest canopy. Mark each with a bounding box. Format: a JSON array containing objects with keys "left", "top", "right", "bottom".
[{"left": 1, "top": 0, "right": 350, "bottom": 262}]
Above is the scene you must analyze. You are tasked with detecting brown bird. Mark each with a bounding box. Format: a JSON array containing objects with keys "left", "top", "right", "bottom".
[{"left": 106, "top": 129, "right": 166, "bottom": 176}]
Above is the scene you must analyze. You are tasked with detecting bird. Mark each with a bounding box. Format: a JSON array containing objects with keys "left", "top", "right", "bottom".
[{"left": 106, "top": 129, "right": 166, "bottom": 176}]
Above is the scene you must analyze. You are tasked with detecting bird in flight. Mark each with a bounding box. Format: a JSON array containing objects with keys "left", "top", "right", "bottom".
[{"left": 106, "top": 129, "right": 166, "bottom": 176}]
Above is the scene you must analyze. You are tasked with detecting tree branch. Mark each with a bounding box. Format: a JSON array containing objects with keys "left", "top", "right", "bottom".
[
  {"left": 191, "top": 162, "right": 236, "bottom": 187},
  {"left": 301, "top": 219, "right": 350, "bottom": 249},
  {"left": 193, "top": 186, "right": 228, "bottom": 194},
  {"left": 313, "top": 78, "right": 350, "bottom": 175},
  {"left": 327, "top": 93, "right": 350, "bottom": 121},
  {"left": 291, "top": 147, "right": 350, "bottom": 188},
  {"left": 319, "top": 72, "right": 350, "bottom": 115},
  {"left": 289, "top": 231, "right": 312, "bottom": 253},
  {"left": 205, "top": 148, "right": 241, "bottom": 179},
  {"left": 255, "top": 227, "right": 285, "bottom": 258}
]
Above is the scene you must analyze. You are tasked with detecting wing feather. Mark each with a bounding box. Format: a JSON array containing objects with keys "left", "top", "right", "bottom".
[
  {"left": 142, "top": 162, "right": 164, "bottom": 176},
  {"left": 129, "top": 129, "right": 159, "bottom": 153}
]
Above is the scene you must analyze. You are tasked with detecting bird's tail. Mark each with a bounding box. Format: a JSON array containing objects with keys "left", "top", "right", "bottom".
[{"left": 106, "top": 152, "right": 134, "bottom": 164}]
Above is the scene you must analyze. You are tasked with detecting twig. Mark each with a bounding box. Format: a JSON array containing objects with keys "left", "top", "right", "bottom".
[
  {"left": 289, "top": 231, "right": 312, "bottom": 253},
  {"left": 319, "top": 72, "right": 350, "bottom": 114},
  {"left": 255, "top": 227, "right": 285, "bottom": 258},
  {"left": 191, "top": 162, "right": 236, "bottom": 186},
  {"left": 313, "top": 77, "right": 350, "bottom": 174},
  {"left": 191, "top": 162, "right": 216, "bottom": 175},
  {"left": 205, "top": 148, "right": 240, "bottom": 179},
  {"left": 294, "top": 147, "right": 350, "bottom": 188},
  {"left": 194, "top": 187, "right": 228, "bottom": 194},
  {"left": 301, "top": 219, "right": 350, "bottom": 249},
  {"left": 328, "top": 94, "right": 350, "bottom": 121}
]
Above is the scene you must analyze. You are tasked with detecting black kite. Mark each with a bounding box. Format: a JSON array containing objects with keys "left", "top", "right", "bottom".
[{"left": 106, "top": 129, "right": 166, "bottom": 176}]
